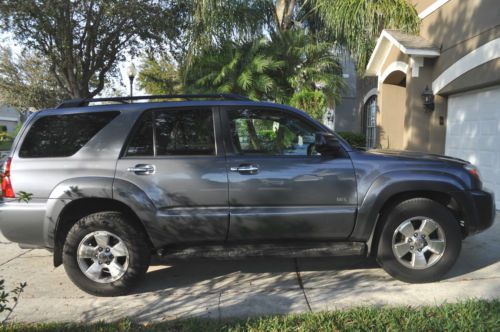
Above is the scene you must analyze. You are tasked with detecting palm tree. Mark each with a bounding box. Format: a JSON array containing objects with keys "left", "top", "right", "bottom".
[
  {"left": 268, "top": 29, "right": 345, "bottom": 102},
  {"left": 184, "top": 38, "right": 285, "bottom": 101},
  {"left": 181, "top": 0, "right": 419, "bottom": 71},
  {"left": 314, "top": 0, "right": 420, "bottom": 70}
]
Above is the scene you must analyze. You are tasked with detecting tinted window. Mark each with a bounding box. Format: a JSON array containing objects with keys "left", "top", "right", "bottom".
[
  {"left": 125, "top": 109, "right": 215, "bottom": 157},
  {"left": 228, "top": 108, "right": 318, "bottom": 156},
  {"left": 19, "top": 112, "right": 119, "bottom": 158},
  {"left": 155, "top": 109, "right": 214, "bottom": 155},
  {"left": 125, "top": 113, "right": 154, "bottom": 157}
]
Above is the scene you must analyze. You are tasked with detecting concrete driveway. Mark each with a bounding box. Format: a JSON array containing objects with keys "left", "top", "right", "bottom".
[{"left": 1, "top": 214, "right": 499, "bottom": 323}]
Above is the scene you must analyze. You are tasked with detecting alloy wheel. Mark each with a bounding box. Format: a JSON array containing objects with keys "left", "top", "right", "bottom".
[
  {"left": 76, "top": 231, "right": 130, "bottom": 283},
  {"left": 391, "top": 217, "right": 446, "bottom": 270}
]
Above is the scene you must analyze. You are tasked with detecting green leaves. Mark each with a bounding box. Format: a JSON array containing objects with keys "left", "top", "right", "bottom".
[
  {"left": 289, "top": 89, "right": 327, "bottom": 121},
  {"left": 0, "top": 0, "right": 182, "bottom": 99},
  {"left": 137, "top": 56, "right": 182, "bottom": 96},
  {"left": 0, "top": 279, "right": 27, "bottom": 324},
  {"left": 184, "top": 38, "right": 284, "bottom": 101},
  {"left": 16, "top": 191, "right": 33, "bottom": 203},
  {"left": 0, "top": 47, "right": 70, "bottom": 110},
  {"left": 313, "top": 0, "right": 420, "bottom": 71}
]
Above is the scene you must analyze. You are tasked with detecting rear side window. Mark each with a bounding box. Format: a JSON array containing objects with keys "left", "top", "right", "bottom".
[
  {"left": 126, "top": 113, "right": 154, "bottom": 156},
  {"left": 125, "top": 109, "right": 215, "bottom": 157},
  {"left": 19, "top": 111, "right": 119, "bottom": 158}
]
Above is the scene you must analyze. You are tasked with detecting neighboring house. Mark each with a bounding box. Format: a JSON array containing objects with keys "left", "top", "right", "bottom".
[
  {"left": 325, "top": 51, "right": 359, "bottom": 132},
  {"left": 361, "top": 0, "right": 500, "bottom": 205},
  {"left": 0, "top": 105, "right": 21, "bottom": 135}
]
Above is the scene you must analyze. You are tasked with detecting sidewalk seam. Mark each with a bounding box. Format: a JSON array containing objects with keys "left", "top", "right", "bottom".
[
  {"left": 217, "top": 291, "right": 222, "bottom": 320},
  {"left": 0, "top": 250, "right": 33, "bottom": 267},
  {"left": 294, "top": 258, "right": 312, "bottom": 312}
]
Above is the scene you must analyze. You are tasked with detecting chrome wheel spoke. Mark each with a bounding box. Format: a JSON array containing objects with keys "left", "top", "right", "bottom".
[
  {"left": 107, "top": 261, "right": 126, "bottom": 278},
  {"left": 86, "top": 262, "right": 103, "bottom": 279},
  {"left": 94, "top": 233, "right": 110, "bottom": 248},
  {"left": 393, "top": 242, "right": 411, "bottom": 258},
  {"left": 420, "top": 219, "right": 438, "bottom": 236},
  {"left": 398, "top": 221, "right": 415, "bottom": 238},
  {"left": 110, "top": 241, "right": 128, "bottom": 257},
  {"left": 411, "top": 251, "right": 427, "bottom": 269},
  {"left": 427, "top": 239, "right": 445, "bottom": 254},
  {"left": 78, "top": 243, "right": 96, "bottom": 259}
]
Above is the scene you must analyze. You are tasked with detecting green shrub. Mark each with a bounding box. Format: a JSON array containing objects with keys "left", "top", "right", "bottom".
[
  {"left": 0, "top": 279, "right": 27, "bottom": 324},
  {"left": 337, "top": 131, "right": 366, "bottom": 148},
  {"left": 0, "top": 141, "right": 12, "bottom": 152},
  {"left": 289, "top": 90, "right": 327, "bottom": 121}
]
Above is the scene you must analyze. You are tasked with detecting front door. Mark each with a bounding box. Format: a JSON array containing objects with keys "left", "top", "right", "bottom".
[
  {"left": 115, "top": 107, "right": 228, "bottom": 245},
  {"left": 222, "top": 107, "right": 357, "bottom": 241}
]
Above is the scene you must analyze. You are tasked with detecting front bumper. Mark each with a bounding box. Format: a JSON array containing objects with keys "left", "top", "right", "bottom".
[{"left": 466, "top": 189, "right": 496, "bottom": 235}]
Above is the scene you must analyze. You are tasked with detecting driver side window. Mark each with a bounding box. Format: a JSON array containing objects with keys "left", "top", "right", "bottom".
[{"left": 227, "top": 108, "right": 319, "bottom": 156}]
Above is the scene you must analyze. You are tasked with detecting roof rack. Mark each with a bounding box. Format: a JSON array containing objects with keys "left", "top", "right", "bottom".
[{"left": 56, "top": 93, "right": 251, "bottom": 109}]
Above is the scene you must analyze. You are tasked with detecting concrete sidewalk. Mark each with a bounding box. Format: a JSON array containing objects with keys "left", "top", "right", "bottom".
[{"left": 0, "top": 214, "right": 499, "bottom": 323}]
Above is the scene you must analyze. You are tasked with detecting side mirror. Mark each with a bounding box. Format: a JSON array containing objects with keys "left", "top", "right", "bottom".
[{"left": 315, "top": 132, "right": 342, "bottom": 155}]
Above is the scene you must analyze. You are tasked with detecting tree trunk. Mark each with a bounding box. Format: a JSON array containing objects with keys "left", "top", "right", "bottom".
[{"left": 275, "top": 0, "right": 296, "bottom": 31}]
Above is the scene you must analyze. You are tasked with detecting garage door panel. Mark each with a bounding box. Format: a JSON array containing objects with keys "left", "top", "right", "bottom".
[{"left": 446, "top": 86, "right": 500, "bottom": 207}]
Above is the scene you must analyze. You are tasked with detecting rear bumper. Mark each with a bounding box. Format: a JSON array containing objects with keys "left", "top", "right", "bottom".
[
  {"left": 0, "top": 199, "right": 48, "bottom": 248},
  {"left": 466, "top": 189, "right": 496, "bottom": 235}
]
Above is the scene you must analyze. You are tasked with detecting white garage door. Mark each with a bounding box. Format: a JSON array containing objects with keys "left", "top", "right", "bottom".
[{"left": 446, "top": 86, "right": 500, "bottom": 207}]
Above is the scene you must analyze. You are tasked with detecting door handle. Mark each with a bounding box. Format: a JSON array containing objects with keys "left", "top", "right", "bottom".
[
  {"left": 230, "top": 164, "right": 259, "bottom": 174},
  {"left": 127, "top": 164, "right": 155, "bottom": 175}
]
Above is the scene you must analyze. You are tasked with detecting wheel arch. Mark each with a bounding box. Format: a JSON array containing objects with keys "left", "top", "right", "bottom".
[
  {"left": 365, "top": 190, "right": 466, "bottom": 256},
  {"left": 349, "top": 171, "right": 471, "bottom": 255},
  {"left": 52, "top": 197, "right": 154, "bottom": 267}
]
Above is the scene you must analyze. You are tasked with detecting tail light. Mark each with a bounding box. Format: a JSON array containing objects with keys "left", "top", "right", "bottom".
[
  {"left": 1, "top": 157, "right": 15, "bottom": 198},
  {"left": 465, "top": 164, "right": 481, "bottom": 180}
]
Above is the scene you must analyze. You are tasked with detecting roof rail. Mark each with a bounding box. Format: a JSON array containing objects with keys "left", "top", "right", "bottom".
[{"left": 56, "top": 93, "right": 251, "bottom": 109}]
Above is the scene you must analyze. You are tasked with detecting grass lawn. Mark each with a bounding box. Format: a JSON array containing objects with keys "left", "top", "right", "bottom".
[{"left": 1, "top": 299, "right": 499, "bottom": 331}]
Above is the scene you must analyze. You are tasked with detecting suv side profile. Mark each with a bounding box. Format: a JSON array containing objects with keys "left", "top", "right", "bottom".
[{"left": 0, "top": 94, "right": 495, "bottom": 296}]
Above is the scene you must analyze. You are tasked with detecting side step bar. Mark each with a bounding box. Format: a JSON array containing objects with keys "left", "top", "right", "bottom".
[{"left": 159, "top": 242, "right": 366, "bottom": 259}]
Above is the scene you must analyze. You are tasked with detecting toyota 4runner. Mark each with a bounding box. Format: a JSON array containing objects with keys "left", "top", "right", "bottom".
[{"left": 0, "top": 94, "right": 495, "bottom": 296}]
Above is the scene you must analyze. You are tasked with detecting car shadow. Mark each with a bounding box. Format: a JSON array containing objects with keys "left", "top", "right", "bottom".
[
  {"left": 132, "top": 215, "right": 499, "bottom": 294},
  {"left": 131, "top": 256, "right": 379, "bottom": 295}
]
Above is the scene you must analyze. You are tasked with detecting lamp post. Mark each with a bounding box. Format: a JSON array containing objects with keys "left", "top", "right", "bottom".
[{"left": 127, "top": 63, "right": 137, "bottom": 102}]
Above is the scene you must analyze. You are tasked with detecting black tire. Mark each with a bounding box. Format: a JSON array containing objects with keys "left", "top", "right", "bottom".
[
  {"left": 377, "top": 198, "right": 461, "bottom": 283},
  {"left": 63, "top": 211, "right": 151, "bottom": 296}
]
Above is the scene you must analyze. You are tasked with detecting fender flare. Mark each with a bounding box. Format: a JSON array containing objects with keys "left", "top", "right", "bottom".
[
  {"left": 45, "top": 177, "right": 114, "bottom": 247},
  {"left": 46, "top": 177, "right": 160, "bottom": 246},
  {"left": 349, "top": 170, "right": 469, "bottom": 243}
]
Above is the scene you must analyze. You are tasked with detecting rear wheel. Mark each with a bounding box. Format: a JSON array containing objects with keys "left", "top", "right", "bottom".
[
  {"left": 377, "top": 198, "right": 461, "bottom": 283},
  {"left": 63, "top": 211, "right": 151, "bottom": 296}
]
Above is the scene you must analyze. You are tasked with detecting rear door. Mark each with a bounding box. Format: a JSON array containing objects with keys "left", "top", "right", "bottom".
[
  {"left": 114, "top": 107, "right": 229, "bottom": 244},
  {"left": 221, "top": 107, "right": 357, "bottom": 241}
]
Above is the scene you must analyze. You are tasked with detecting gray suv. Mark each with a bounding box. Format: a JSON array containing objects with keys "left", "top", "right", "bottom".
[{"left": 0, "top": 94, "right": 495, "bottom": 296}]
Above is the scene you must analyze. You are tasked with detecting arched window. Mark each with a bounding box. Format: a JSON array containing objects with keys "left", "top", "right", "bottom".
[{"left": 364, "top": 96, "right": 377, "bottom": 149}]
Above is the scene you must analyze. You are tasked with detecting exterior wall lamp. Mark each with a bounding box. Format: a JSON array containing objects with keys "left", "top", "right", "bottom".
[{"left": 421, "top": 86, "right": 435, "bottom": 111}]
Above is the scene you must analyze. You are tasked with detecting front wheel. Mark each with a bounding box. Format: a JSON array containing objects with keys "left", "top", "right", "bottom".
[
  {"left": 63, "top": 211, "right": 151, "bottom": 296},
  {"left": 377, "top": 198, "right": 462, "bottom": 283}
]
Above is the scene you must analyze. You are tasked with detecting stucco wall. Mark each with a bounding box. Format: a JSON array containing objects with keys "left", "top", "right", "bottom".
[
  {"left": 379, "top": 84, "right": 406, "bottom": 150},
  {"left": 419, "top": 0, "right": 500, "bottom": 85}
]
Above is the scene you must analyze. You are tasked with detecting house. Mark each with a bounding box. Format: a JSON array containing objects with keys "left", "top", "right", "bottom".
[
  {"left": 360, "top": 0, "right": 500, "bottom": 205},
  {"left": 0, "top": 105, "right": 20, "bottom": 135},
  {"left": 325, "top": 51, "right": 359, "bottom": 133}
]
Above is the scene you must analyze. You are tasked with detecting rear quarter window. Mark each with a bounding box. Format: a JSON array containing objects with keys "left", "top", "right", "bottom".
[{"left": 19, "top": 111, "right": 119, "bottom": 158}]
